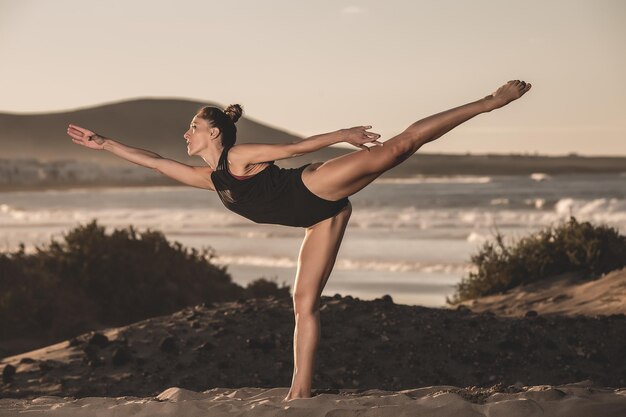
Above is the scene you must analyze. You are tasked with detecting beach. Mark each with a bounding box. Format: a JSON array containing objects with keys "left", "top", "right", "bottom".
[{"left": 2, "top": 283, "right": 626, "bottom": 415}]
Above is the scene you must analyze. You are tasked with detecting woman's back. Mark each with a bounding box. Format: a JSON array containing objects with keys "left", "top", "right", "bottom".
[{"left": 211, "top": 146, "right": 349, "bottom": 228}]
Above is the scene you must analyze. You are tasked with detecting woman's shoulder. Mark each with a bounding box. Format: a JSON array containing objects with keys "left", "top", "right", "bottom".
[{"left": 229, "top": 145, "right": 275, "bottom": 167}]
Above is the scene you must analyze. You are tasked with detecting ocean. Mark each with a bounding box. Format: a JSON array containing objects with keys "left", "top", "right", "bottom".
[{"left": 1, "top": 173, "right": 624, "bottom": 307}]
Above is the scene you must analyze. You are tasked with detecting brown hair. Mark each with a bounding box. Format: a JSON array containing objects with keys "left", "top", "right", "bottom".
[{"left": 196, "top": 104, "right": 243, "bottom": 149}]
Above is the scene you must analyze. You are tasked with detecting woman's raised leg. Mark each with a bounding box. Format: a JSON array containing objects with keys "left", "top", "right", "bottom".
[
  {"left": 302, "top": 80, "right": 532, "bottom": 201},
  {"left": 283, "top": 202, "right": 352, "bottom": 402}
]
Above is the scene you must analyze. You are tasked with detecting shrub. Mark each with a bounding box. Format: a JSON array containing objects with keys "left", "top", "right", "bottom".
[
  {"left": 0, "top": 220, "right": 291, "bottom": 343},
  {"left": 447, "top": 217, "right": 626, "bottom": 304},
  {"left": 245, "top": 277, "right": 291, "bottom": 299}
]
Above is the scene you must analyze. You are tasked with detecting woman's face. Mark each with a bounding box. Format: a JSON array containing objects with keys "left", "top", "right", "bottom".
[{"left": 184, "top": 116, "right": 213, "bottom": 156}]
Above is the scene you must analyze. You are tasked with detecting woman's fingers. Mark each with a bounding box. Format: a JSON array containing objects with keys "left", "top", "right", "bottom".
[{"left": 68, "top": 124, "right": 94, "bottom": 137}]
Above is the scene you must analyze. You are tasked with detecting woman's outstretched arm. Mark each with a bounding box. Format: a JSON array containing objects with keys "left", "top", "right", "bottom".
[
  {"left": 66, "top": 124, "right": 215, "bottom": 190},
  {"left": 231, "top": 127, "right": 382, "bottom": 165}
]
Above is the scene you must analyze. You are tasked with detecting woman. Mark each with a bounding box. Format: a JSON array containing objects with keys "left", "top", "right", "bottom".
[{"left": 66, "top": 80, "right": 532, "bottom": 401}]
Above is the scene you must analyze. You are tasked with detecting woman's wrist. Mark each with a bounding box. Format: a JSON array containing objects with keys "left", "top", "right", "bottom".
[{"left": 92, "top": 135, "right": 111, "bottom": 150}]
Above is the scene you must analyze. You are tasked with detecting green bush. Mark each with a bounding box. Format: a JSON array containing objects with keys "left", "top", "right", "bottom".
[
  {"left": 0, "top": 220, "right": 291, "bottom": 343},
  {"left": 448, "top": 217, "right": 626, "bottom": 304}
]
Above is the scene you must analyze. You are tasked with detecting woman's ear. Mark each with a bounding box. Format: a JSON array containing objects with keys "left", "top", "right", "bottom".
[{"left": 209, "top": 127, "right": 221, "bottom": 140}]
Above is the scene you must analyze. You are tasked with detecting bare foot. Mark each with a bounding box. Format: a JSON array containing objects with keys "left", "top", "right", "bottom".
[
  {"left": 483, "top": 80, "right": 532, "bottom": 111},
  {"left": 282, "top": 393, "right": 312, "bottom": 402}
]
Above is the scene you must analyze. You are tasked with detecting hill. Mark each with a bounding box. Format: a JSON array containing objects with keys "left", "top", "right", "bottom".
[{"left": 1, "top": 98, "right": 625, "bottom": 191}]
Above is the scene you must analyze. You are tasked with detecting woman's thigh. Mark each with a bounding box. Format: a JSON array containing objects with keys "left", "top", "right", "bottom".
[
  {"left": 301, "top": 131, "right": 413, "bottom": 201},
  {"left": 292, "top": 202, "right": 352, "bottom": 314}
]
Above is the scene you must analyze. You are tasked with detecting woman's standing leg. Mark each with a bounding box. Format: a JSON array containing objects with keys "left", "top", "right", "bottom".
[
  {"left": 283, "top": 202, "right": 352, "bottom": 402},
  {"left": 302, "top": 80, "right": 532, "bottom": 201}
]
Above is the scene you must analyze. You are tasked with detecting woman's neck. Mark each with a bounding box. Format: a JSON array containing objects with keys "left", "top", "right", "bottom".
[{"left": 199, "top": 145, "right": 225, "bottom": 170}]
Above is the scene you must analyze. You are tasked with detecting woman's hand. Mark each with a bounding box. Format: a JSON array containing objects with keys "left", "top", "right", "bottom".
[
  {"left": 66, "top": 124, "right": 106, "bottom": 150},
  {"left": 342, "top": 126, "right": 383, "bottom": 151}
]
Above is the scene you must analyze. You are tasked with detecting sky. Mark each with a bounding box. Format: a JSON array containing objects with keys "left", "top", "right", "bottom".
[{"left": 1, "top": 0, "right": 625, "bottom": 156}]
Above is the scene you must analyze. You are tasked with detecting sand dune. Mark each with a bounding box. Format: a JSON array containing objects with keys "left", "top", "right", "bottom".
[{"left": 459, "top": 268, "right": 626, "bottom": 317}]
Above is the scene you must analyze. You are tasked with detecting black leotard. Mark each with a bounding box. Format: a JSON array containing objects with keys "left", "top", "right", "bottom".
[{"left": 210, "top": 147, "right": 349, "bottom": 228}]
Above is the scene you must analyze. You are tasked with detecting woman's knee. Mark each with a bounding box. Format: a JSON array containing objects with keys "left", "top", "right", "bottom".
[{"left": 292, "top": 292, "right": 321, "bottom": 317}]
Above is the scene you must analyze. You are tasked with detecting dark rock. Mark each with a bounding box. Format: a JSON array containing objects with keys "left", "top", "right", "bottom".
[
  {"left": 82, "top": 344, "right": 99, "bottom": 359},
  {"left": 191, "top": 320, "right": 201, "bottom": 329},
  {"left": 112, "top": 346, "right": 133, "bottom": 366},
  {"left": 19, "top": 357, "right": 35, "bottom": 364},
  {"left": 333, "top": 293, "right": 342, "bottom": 300},
  {"left": 88, "top": 356, "right": 105, "bottom": 368},
  {"left": 186, "top": 312, "right": 199, "bottom": 321},
  {"left": 88, "top": 332, "right": 109, "bottom": 348},
  {"left": 194, "top": 341, "right": 215, "bottom": 352},
  {"left": 68, "top": 338, "right": 83, "bottom": 347},
  {"left": 2, "top": 364, "right": 16, "bottom": 383},
  {"left": 525, "top": 310, "right": 539, "bottom": 318},
  {"left": 160, "top": 336, "right": 178, "bottom": 353},
  {"left": 38, "top": 361, "right": 56, "bottom": 373},
  {"left": 381, "top": 294, "right": 394, "bottom": 303},
  {"left": 456, "top": 304, "right": 471, "bottom": 313}
]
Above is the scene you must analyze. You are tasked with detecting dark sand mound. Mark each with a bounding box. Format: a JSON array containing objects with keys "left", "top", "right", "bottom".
[{"left": 2, "top": 294, "right": 625, "bottom": 399}]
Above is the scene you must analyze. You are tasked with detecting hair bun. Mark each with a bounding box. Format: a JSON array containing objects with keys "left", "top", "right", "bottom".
[{"left": 224, "top": 104, "right": 243, "bottom": 123}]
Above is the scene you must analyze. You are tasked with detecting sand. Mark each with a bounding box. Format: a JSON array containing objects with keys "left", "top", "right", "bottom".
[
  {"left": 1, "top": 381, "right": 625, "bottom": 416},
  {"left": 459, "top": 268, "right": 626, "bottom": 317},
  {"left": 2, "top": 270, "right": 626, "bottom": 416}
]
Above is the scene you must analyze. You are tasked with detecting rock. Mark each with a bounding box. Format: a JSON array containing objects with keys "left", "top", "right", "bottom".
[
  {"left": 19, "top": 357, "right": 35, "bottom": 364},
  {"left": 186, "top": 312, "right": 200, "bottom": 321},
  {"left": 525, "top": 310, "right": 539, "bottom": 318},
  {"left": 88, "top": 356, "right": 105, "bottom": 368},
  {"left": 112, "top": 346, "right": 133, "bottom": 366},
  {"left": 381, "top": 294, "right": 394, "bottom": 304},
  {"left": 2, "top": 364, "right": 16, "bottom": 383},
  {"left": 82, "top": 344, "right": 99, "bottom": 359},
  {"left": 39, "top": 361, "right": 56, "bottom": 373},
  {"left": 195, "top": 341, "right": 215, "bottom": 352},
  {"left": 160, "top": 336, "right": 178, "bottom": 353},
  {"left": 68, "top": 337, "right": 83, "bottom": 347},
  {"left": 88, "top": 332, "right": 109, "bottom": 348}
]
